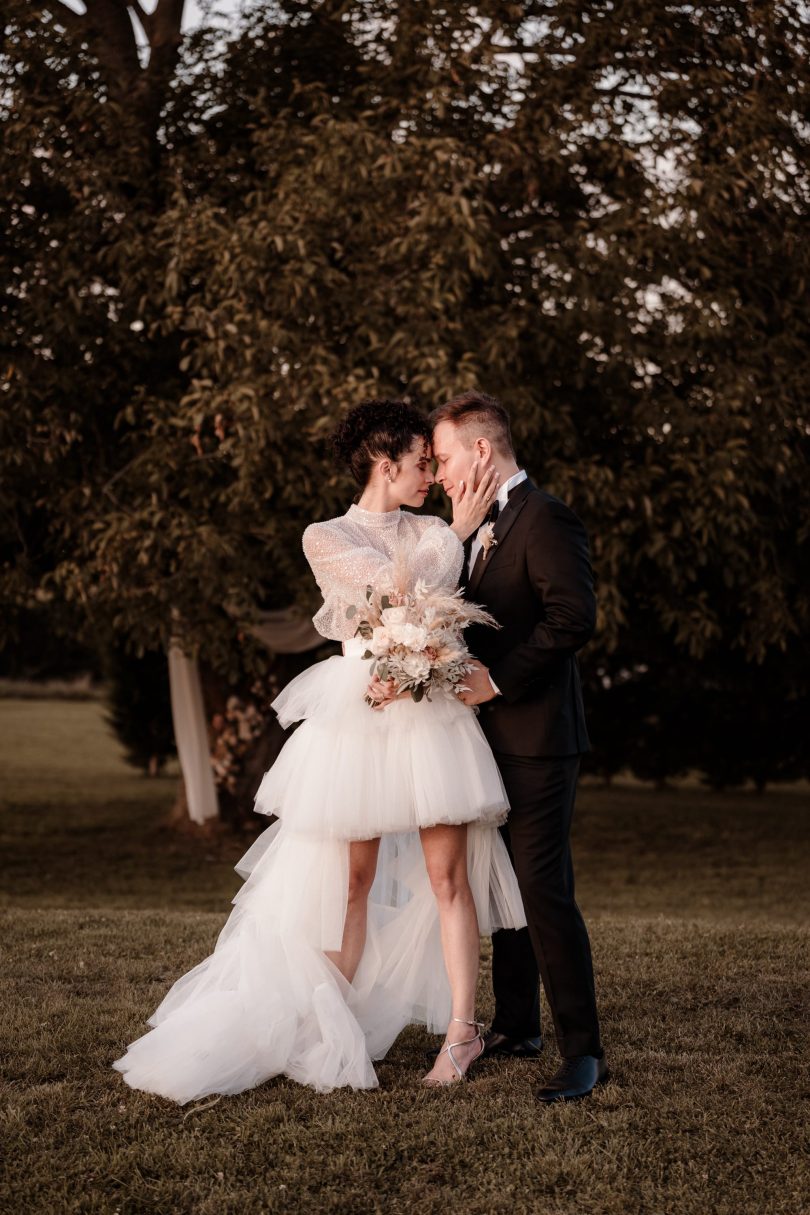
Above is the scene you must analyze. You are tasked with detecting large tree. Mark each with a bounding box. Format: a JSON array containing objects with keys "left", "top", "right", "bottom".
[
  {"left": 0, "top": 0, "right": 190, "bottom": 649},
  {"left": 2, "top": 1, "right": 808, "bottom": 794}
]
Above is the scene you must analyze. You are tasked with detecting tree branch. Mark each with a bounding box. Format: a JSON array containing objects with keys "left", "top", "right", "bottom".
[
  {"left": 82, "top": 0, "right": 142, "bottom": 80},
  {"left": 489, "top": 44, "right": 542, "bottom": 57},
  {"left": 42, "top": 1, "right": 86, "bottom": 30},
  {"left": 127, "top": 0, "right": 155, "bottom": 39},
  {"left": 151, "top": 0, "right": 185, "bottom": 50},
  {"left": 136, "top": 0, "right": 185, "bottom": 138},
  {"left": 43, "top": 0, "right": 185, "bottom": 147},
  {"left": 595, "top": 87, "right": 655, "bottom": 102}
]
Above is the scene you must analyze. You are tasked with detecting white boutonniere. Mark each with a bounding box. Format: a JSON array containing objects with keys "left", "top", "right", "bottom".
[{"left": 479, "top": 522, "right": 498, "bottom": 560}]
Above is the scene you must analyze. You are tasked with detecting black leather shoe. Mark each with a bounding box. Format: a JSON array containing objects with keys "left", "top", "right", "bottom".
[
  {"left": 534, "top": 1054, "right": 609, "bottom": 1103},
  {"left": 481, "top": 1031, "right": 544, "bottom": 1059}
]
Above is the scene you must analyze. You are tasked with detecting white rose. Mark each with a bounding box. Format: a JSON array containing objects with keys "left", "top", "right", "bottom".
[
  {"left": 390, "top": 623, "right": 428, "bottom": 649},
  {"left": 381, "top": 606, "right": 409, "bottom": 625},
  {"left": 401, "top": 652, "right": 431, "bottom": 682},
  {"left": 369, "top": 627, "right": 392, "bottom": 655}
]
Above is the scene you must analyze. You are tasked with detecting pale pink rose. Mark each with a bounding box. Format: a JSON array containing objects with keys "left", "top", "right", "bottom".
[{"left": 369, "top": 627, "right": 392, "bottom": 655}]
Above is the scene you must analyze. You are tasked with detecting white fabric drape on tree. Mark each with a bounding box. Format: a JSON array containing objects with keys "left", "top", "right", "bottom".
[
  {"left": 168, "top": 611, "right": 322, "bottom": 823},
  {"left": 245, "top": 610, "right": 322, "bottom": 654},
  {"left": 168, "top": 644, "right": 219, "bottom": 824}
]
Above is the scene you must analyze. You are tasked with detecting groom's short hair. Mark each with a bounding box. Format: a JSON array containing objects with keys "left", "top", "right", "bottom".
[{"left": 430, "top": 391, "right": 514, "bottom": 457}]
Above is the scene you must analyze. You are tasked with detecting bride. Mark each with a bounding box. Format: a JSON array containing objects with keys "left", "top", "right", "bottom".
[{"left": 112, "top": 399, "right": 525, "bottom": 1100}]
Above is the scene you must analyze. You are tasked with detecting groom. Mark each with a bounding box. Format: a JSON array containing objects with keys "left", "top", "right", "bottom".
[{"left": 431, "top": 390, "right": 607, "bottom": 1102}]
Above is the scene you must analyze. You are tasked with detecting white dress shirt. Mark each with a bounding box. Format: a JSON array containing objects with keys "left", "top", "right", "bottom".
[
  {"left": 467, "top": 468, "right": 528, "bottom": 571},
  {"left": 466, "top": 468, "right": 527, "bottom": 697}
]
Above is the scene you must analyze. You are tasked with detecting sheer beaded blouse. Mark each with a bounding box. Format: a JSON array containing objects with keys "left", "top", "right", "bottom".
[{"left": 302, "top": 505, "right": 463, "bottom": 641}]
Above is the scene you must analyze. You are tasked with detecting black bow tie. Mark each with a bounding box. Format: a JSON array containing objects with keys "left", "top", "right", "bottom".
[{"left": 484, "top": 499, "right": 500, "bottom": 525}]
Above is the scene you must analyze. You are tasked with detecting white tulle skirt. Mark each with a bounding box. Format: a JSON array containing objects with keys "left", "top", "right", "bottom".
[
  {"left": 112, "top": 645, "right": 525, "bottom": 1102},
  {"left": 255, "top": 641, "right": 510, "bottom": 838}
]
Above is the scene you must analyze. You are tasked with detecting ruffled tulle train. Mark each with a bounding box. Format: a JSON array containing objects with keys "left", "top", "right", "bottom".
[{"left": 112, "top": 819, "right": 524, "bottom": 1101}]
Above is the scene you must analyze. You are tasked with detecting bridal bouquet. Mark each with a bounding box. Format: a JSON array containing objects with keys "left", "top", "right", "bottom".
[{"left": 347, "top": 577, "right": 497, "bottom": 707}]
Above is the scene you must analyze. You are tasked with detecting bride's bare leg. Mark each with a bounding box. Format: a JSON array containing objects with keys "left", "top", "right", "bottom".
[
  {"left": 325, "top": 837, "right": 380, "bottom": 983},
  {"left": 420, "top": 823, "right": 483, "bottom": 1083}
]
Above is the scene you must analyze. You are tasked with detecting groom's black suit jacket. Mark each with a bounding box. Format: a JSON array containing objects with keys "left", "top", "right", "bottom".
[{"left": 462, "top": 478, "right": 595, "bottom": 757}]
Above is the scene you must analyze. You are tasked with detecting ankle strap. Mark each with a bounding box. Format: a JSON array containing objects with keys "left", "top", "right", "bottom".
[{"left": 450, "top": 1017, "right": 485, "bottom": 1029}]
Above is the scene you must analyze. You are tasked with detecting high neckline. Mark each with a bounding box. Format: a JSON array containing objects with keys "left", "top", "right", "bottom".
[{"left": 347, "top": 502, "right": 402, "bottom": 528}]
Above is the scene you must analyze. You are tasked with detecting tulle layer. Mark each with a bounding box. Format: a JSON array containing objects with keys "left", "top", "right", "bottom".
[
  {"left": 112, "top": 818, "right": 526, "bottom": 1102},
  {"left": 255, "top": 652, "right": 509, "bottom": 839}
]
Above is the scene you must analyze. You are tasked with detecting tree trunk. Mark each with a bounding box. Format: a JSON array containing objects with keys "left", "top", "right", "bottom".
[{"left": 46, "top": 0, "right": 185, "bottom": 166}]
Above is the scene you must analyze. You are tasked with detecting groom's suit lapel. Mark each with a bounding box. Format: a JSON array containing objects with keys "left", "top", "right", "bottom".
[{"left": 466, "top": 477, "right": 534, "bottom": 598}]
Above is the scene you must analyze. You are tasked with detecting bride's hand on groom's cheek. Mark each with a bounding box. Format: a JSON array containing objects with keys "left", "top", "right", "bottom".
[
  {"left": 450, "top": 460, "right": 500, "bottom": 543},
  {"left": 457, "top": 661, "right": 497, "bottom": 706}
]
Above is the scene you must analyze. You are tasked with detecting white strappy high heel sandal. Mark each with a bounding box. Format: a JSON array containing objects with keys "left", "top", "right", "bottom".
[{"left": 422, "top": 1017, "right": 485, "bottom": 1087}]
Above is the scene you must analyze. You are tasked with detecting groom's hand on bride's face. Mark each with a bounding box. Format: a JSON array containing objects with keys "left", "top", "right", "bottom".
[{"left": 457, "top": 662, "right": 497, "bottom": 706}]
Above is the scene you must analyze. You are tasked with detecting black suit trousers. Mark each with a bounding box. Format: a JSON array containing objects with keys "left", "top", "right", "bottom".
[{"left": 491, "top": 753, "right": 601, "bottom": 1058}]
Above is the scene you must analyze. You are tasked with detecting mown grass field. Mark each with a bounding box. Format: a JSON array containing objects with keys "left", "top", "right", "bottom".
[{"left": 1, "top": 697, "right": 808, "bottom": 1214}]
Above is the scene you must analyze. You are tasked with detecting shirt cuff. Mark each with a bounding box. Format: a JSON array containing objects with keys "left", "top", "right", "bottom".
[{"left": 488, "top": 674, "right": 501, "bottom": 696}]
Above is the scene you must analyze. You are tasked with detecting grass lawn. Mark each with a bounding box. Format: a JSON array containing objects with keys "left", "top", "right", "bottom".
[{"left": 1, "top": 698, "right": 808, "bottom": 1214}]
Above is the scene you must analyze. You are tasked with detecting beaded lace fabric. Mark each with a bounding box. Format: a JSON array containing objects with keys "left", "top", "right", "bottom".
[{"left": 303, "top": 504, "right": 464, "bottom": 641}]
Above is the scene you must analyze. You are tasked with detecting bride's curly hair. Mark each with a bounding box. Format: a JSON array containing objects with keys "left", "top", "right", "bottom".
[{"left": 332, "top": 399, "right": 432, "bottom": 488}]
